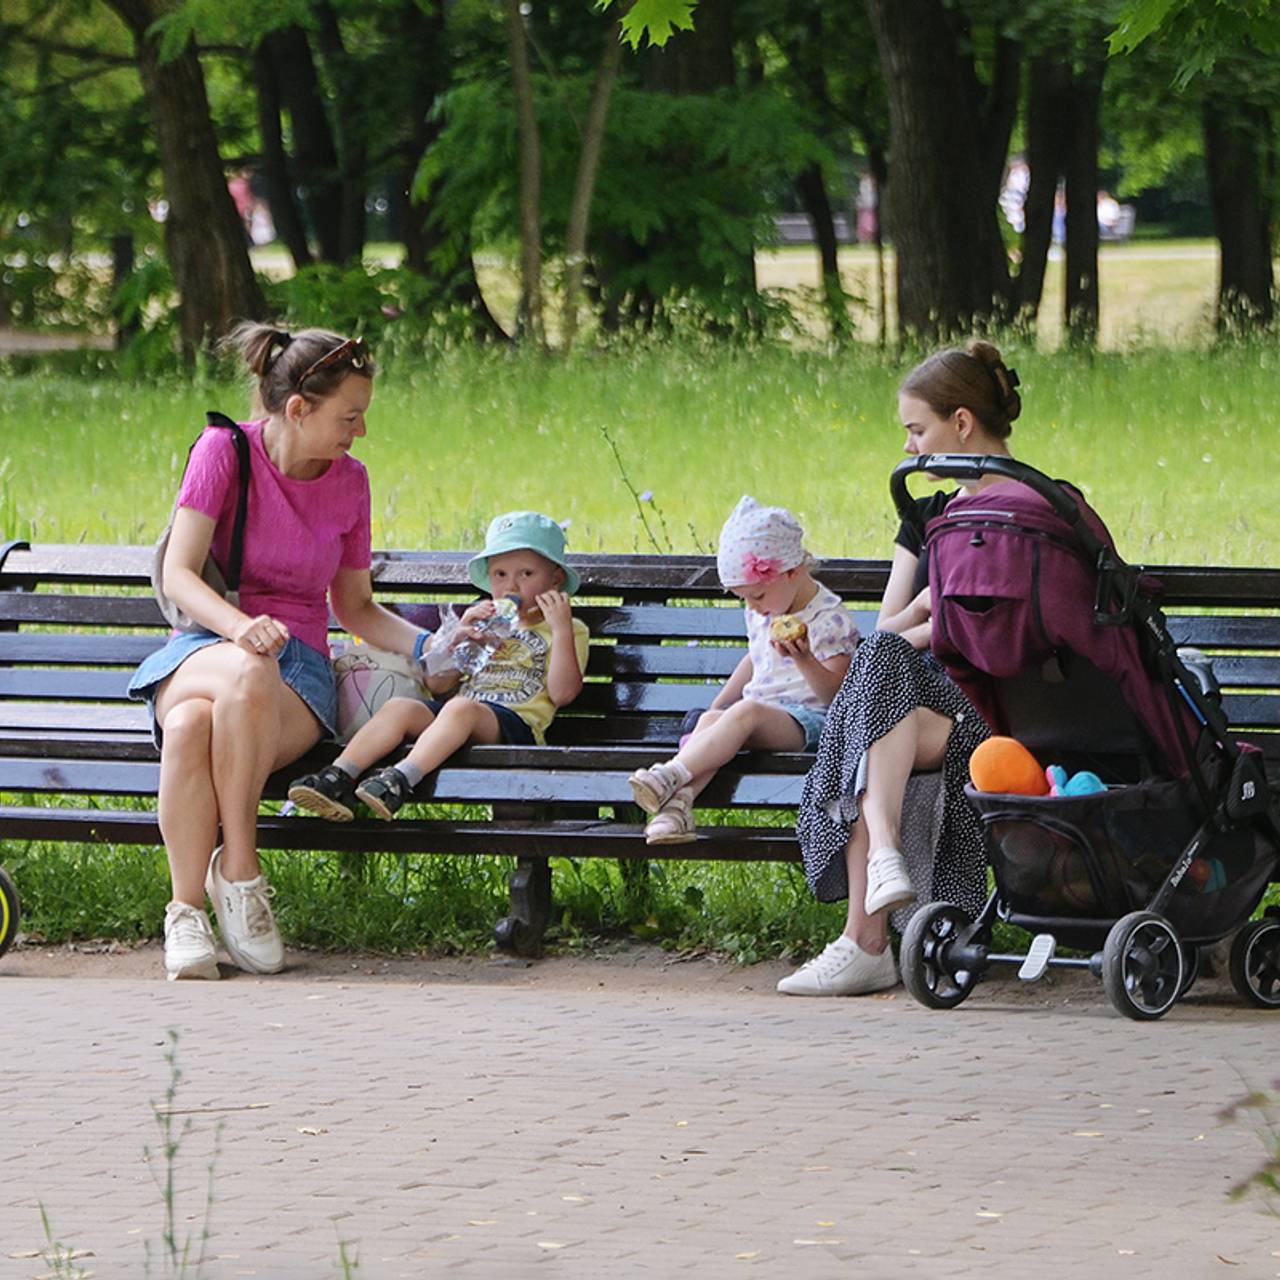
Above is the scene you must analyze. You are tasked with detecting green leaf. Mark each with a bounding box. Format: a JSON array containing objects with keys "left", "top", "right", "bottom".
[{"left": 600, "top": 0, "right": 698, "bottom": 49}]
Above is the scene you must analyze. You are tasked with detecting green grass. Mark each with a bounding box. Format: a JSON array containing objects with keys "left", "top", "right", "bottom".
[
  {"left": 2, "top": 340, "right": 1279, "bottom": 958},
  {"left": 6, "top": 341, "right": 1280, "bottom": 563}
]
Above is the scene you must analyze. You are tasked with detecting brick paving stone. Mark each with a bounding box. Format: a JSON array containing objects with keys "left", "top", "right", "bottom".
[{"left": 1, "top": 964, "right": 1278, "bottom": 1280}]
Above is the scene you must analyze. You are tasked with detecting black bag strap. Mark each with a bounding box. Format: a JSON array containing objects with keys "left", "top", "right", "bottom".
[{"left": 180, "top": 411, "right": 250, "bottom": 592}]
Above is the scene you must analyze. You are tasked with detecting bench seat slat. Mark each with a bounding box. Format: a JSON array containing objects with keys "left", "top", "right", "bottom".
[
  {"left": 0, "top": 806, "right": 803, "bottom": 861},
  {"left": 0, "top": 755, "right": 810, "bottom": 807}
]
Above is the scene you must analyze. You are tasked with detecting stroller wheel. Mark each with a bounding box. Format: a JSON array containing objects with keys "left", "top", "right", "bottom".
[
  {"left": 1178, "top": 944, "right": 1200, "bottom": 999},
  {"left": 0, "top": 866, "right": 19, "bottom": 959},
  {"left": 1228, "top": 918, "right": 1280, "bottom": 1009},
  {"left": 901, "top": 902, "right": 985, "bottom": 1010},
  {"left": 1102, "top": 911, "right": 1183, "bottom": 1021}
]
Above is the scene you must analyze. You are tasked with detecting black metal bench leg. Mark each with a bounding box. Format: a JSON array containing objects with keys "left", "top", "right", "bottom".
[{"left": 495, "top": 856, "right": 552, "bottom": 956}]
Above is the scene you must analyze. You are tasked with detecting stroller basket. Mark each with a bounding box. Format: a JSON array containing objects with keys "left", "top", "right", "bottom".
[{"left": 967, "top": 780, "right": 1274, "bottom": 947}]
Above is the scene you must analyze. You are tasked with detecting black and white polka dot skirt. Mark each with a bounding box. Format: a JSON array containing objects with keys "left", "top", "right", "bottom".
[{"left": 796, "top": 630, "right": 991, "bottom": 918}]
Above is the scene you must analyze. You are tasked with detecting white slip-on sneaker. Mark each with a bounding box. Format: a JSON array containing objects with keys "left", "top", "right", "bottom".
[
  {"left": 205, "top": 847, "right": 285, "bottom": 975},
  {"left": 776, "top": 935, "right": 897, "bottom": 996},
  {"left": 163, "top": 902, "right": 220, "bottom": 982},
  {"left": 864, "top": 847, "right": 917, "bottom": 916}
]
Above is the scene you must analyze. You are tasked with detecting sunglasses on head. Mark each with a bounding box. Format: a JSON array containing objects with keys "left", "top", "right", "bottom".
[{"left": 298, "top": 336, "right": 367, "bottom": 388}]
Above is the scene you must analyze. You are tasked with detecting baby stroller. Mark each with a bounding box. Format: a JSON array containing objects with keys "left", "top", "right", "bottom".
[
  {"left": 0, "top": 865, "right": 17, "bottom": 959},
  {"left": 890, "top": 454, "right": 1280, "bottom": 1020}
]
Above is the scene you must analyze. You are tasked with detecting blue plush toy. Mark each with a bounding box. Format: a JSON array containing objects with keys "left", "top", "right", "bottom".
[{"left": 1045, "top": 765, "right": 1106, "bottom": 797}]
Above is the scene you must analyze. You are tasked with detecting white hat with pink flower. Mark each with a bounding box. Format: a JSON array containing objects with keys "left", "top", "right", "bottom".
[{"left": 715, "top": 495, "right": 807, "bottom": 589}]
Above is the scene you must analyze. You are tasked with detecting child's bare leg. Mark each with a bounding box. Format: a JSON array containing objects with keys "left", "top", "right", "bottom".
[
  {"left": 340, "top": 697, "right": 436, "bottom": 773},
  {"left": 674, "top": 700, "right": 804, "bottom": 798},
  {"left": 859, "top": 707, "right": 952, "bottom": 853},
  {"left": 400, "top": 698, "right": 502, "bottom": 775}
]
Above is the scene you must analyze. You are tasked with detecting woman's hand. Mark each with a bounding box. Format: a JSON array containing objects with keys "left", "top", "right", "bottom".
[
  {"left": 232, "top": 613, "right": 289, "bottom": 657},
  {"left": 910, "top": 585, "right": 931, "bottom": 623}
]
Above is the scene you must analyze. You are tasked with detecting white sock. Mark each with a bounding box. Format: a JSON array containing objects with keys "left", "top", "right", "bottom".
[
  {"left": 332, "top": 758, "right": 361, "bottom": 779},
  {"left": 656, "top": 759, "right": 693, "bottom": 789}
]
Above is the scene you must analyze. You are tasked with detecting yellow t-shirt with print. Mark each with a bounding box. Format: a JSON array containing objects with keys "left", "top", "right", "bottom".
[{"left": 461, "top": 616, "right": 590, "bottom": 744}]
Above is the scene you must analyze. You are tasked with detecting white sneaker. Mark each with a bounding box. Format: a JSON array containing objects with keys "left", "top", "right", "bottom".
[
  {"left": 776, "top": 935, "right": 897, "bottom": 996},
  {"left": 163, "top": 902, "right": 220, "bottom": 982},
  {"left": 205, "top": 847, "right": 285, "bottom": 975},
  {"left": 864, "top": 847, "right": 917, "bottom": 916}
]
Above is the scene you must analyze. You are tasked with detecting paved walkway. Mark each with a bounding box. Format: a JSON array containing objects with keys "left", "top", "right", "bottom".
[{"left": 2, "top": 947, "right": 1278, "bottom": 1280}]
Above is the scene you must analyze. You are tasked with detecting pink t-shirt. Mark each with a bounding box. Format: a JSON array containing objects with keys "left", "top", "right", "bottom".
[{"left": 177, "top": 421, "right": 371, "bottom": 655}]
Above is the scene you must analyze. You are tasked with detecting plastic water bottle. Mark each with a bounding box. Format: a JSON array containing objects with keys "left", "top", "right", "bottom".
[{"left": 453, "top": 595, "right": 520, "bottom": 677}]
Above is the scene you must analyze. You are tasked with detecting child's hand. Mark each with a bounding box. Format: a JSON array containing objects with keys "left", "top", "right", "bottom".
[
  {"left": 460, "top": 601, "right": 496, "bottom": 627},
  {"left": 536, "top": 591, "right": 573, "bottom": 632},
  {"left": 771, "top": 632, "right": 812, "bottom": 662}
]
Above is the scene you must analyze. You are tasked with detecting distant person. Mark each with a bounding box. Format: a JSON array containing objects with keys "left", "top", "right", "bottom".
[
  {"left": 625, "top": 497, "right": 859, "bottom": 844},
  {"left": 288, "top": 512, "right": 589, "bottom": 821},
  {"left": 1097, "top": 190, "right": 1121, "bottom": 238},
  {"left": 129, "top": 325, "right": 427, "bottom": 981},
  {"left": 1000, "top": 157, "right": 1030, "bottom": 234},
  {"left": 227, "top": 170, "right": 255, "bottom": 242}
]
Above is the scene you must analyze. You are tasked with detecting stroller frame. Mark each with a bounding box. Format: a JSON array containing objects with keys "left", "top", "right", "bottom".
[{"left": 889, "top": 454, "right": 1280, "bottom": 1020}]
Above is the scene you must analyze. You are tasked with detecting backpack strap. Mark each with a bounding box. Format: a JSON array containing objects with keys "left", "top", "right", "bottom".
[{"left": 203, "top": 411, "right": 251, "bottom": 593}]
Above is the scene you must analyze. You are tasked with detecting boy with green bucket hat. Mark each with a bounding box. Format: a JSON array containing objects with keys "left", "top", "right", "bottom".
[{"left": 288, "top": 511, "right": 588, "bottom": 820}]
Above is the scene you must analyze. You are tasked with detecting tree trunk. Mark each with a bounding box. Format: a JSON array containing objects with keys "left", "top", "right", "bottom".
[
  {"left": 262, "top": 26, "right": 344, "bottom": 264},
  {"left": 111, "top": 232, "right": 138, "bottom": 349},
  {"left": 105, "top": 0, "right": 264, "bottom": 360},
  {"left": 865, "top": 0, "right": 1015, "bottom": 340},
  {"left": 794, "top": 161, "right": 852, "bottom": 343},
  {"left": 312, "top": 3, "right": 367, "bottom": 263},
  {"left": 1063, "top": 53, "right": 1103, "bottom": 346},
  {"left": 562, "top": 17, "right": 624, "bottom": 354},
  {"left": 1204, "top": 95, "right": 1275, "bottom": 332},
  {"left": 1015, "top": 52, "right": 1070, "bottom": 324},
  {"left": 641, "top": 0, "right": 758, "bottom": 327},
  {"left": 505, "top": 0, "right": 544, "bottom": 347},
  {"left": 252, "top": 42, "right": 312, "bottom": 270}
]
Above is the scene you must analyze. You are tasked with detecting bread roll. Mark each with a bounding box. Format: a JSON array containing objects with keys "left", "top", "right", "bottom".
[{"left": 770, "top": 614, "right": 807, "bottom": 644}]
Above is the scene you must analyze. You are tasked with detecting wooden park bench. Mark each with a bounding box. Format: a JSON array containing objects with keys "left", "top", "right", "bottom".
[{"left": 2, "top": 539, "right": 1279, "bottom": 955}]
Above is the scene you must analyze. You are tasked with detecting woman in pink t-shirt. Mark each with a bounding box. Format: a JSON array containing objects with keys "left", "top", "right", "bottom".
[{"left": 129, "top": 324, "right": 429, "bottom": 983}]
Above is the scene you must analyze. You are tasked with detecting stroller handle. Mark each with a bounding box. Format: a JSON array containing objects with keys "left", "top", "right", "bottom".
[{"left": 890, "top": 454, "right": 1091, "bottom": 544}]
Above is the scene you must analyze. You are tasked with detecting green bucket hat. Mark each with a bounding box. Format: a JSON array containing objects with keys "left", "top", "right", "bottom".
[{"left": 467, "top": 511, "right": 581, "bottom": 596}]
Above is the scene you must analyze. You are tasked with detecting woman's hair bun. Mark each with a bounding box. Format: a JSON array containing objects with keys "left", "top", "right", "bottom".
[{"left": 967, "top": 340, "right": 1021, "bottom": 424}]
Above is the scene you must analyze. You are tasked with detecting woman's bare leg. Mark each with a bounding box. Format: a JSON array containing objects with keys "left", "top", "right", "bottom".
[
  {"left": 839, "top": 707, "right": 954, "bottom": 946},
  {"left": 155, "top": 645, "right": 323, "bottom": 892},
  {"left": 859, "top": 707, "right": 952, "bottom": 853}
]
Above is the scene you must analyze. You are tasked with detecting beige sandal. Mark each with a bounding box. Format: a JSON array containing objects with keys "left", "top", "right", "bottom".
[{"left": 644, "top": 787, "right": 696, "bottom": 845}]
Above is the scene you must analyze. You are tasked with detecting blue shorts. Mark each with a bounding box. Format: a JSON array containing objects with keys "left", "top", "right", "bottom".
[
  {"left": 777, "top": 701, "right": 827, "bottom": 752},
  {"left": 424, "top": 697, "right": 536, "bottom": 746},
  {"left": 127, "top": 627, "right": 337, "bottom": 749}
]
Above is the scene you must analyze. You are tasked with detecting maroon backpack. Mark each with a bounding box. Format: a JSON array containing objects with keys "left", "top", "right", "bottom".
[{"left": 924, "top": 478, "right": 1196, "bottom": 775}]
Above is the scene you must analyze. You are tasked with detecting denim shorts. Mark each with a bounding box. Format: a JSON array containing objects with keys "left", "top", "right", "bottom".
[
  {"left": 127, "top": 627, "right": 337, "bottom": 749},
  {"left": 424, "top": 697, "right": 536, "bottom": 746},
  {"left": 777, "top": 701, "right": 827, "bottom": 752}
]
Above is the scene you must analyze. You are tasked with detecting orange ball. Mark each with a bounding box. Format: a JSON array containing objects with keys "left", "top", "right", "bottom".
[{"left": 969, "top": 736, "right": 1049, "bottom": 796}]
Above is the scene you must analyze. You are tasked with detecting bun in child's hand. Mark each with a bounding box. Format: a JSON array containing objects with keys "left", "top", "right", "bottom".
[{"left": 770, "top": 614, "right": 807, "bottom": 644}]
